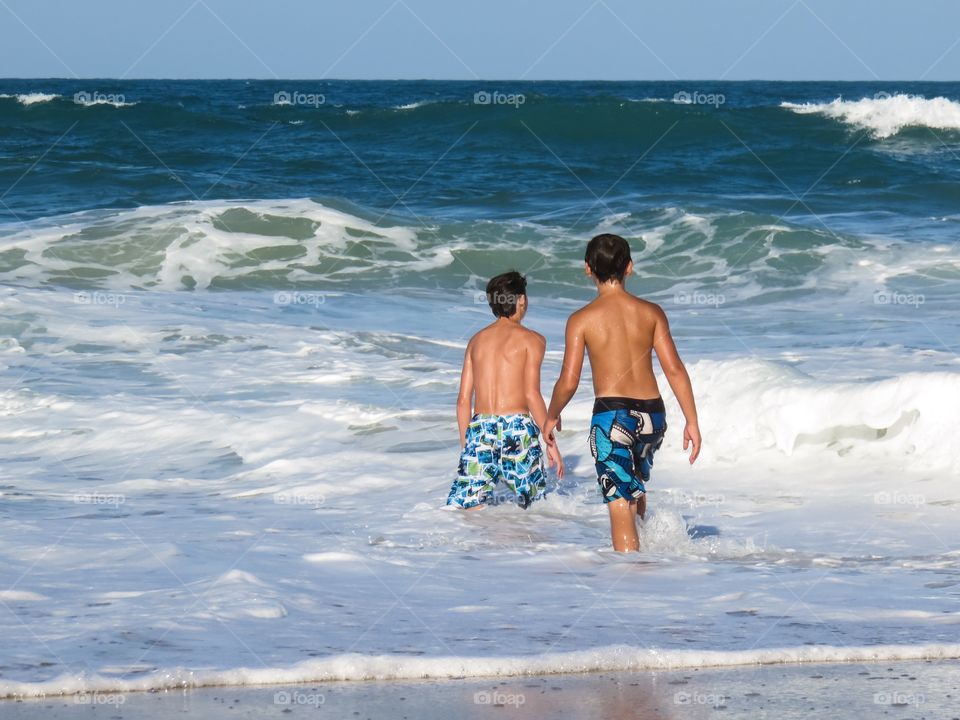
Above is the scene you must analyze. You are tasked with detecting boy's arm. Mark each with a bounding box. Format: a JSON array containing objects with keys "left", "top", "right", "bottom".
[
  {"left": 544, "top": 314, "right": 586, "bottom": 436},
  {"left": 456, "top": 342, "right": 475, "bottom": 446},
  {"left": 651, "top": 305, "right": 701, "bottom": 464}
]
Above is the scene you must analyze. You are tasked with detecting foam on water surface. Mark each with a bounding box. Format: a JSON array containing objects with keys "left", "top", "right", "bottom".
[
  {"left": 782, "top": 93, "right": 960, "bottom": 138},
  {"left": 0, "top": 285, "right": 957, "bottom": 696}
]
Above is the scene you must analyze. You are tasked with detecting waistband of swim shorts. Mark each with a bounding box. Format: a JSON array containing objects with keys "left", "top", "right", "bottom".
[
  {"left": 592, "top": 396, "right": 665, "bottom": 415},
  {"left": 470, "top": 412, "right": 534, "bottom": 422}
]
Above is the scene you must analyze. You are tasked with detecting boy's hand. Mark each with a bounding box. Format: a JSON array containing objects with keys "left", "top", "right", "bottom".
[
  {"left": 683, "top": 422, "right": 701, "bottom": 464},
  {"left": 543, "top": 416, "right": 559, "bottom": 444},
  {"left": 546, "top": 441, "right": 564, "bottom": 480}
]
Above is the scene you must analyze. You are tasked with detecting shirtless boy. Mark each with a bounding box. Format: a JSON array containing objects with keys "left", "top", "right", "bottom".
[
  {"left": 446, "top": 271, "right": 563, "bottom": 510},
  {"left": 543, "top": 234, "right": 701, "bottom": 551}
]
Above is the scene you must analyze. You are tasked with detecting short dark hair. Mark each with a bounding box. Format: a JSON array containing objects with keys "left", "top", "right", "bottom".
[
  {"left": 486, "top": 271, "right": 527, "bottom": 318},
  {"left": 585, "top": 233, "right": 632, "bottom": 283}
]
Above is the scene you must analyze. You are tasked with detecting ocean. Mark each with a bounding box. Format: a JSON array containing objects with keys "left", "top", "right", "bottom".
[{"left": 0, "top": 80, "right": 959, "bottom": 697}]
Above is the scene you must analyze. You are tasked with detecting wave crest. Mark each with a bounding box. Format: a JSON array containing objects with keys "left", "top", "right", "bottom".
[{"left": 782, "top": 93, "right": 960, "bottom": 138}]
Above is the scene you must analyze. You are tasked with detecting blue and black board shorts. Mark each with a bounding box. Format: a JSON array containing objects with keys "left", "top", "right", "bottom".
[{"left": 589, "top": 396, "right": 667, "bottom": 503}]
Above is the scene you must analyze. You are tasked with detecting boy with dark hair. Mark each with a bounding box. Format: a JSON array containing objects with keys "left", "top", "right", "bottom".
[
  {"left": 544, "top": 234, "right": 701, "bottom": 551},
  {"left": 446, "top": 271, "right": 563, "bottom": 510}
]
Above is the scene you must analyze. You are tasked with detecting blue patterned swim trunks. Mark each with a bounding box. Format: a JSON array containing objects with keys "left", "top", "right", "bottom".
[
  {"left": 589, "top": 396, "right": 667, "bottom": 503},
  {"left": 446, "top": 413, "right": 547, "bottom": 509}
]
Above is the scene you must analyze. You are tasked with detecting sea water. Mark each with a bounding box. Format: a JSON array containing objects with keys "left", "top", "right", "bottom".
[{"left": 0, "top": 81, "right": 958, "bottom": 696}]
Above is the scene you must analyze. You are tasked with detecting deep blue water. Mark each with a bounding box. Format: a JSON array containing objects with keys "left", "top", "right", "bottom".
[{"left": 2, "top": 80, "right": 959, "bottom": 235}]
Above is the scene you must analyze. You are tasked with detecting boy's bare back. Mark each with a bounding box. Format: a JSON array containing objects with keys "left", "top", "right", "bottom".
[
  {"left": 571, "top": 291, "right": 664, "bottom": 399},
  {"left": 466, "top": 322, "right": 545, "bottom": 415},
  {"left": 559, "top": 288, "right": 690, "bottom": 403}
]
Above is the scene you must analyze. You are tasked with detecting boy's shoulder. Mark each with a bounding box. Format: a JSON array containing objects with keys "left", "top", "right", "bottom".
[
  {"left": 513, "top": 324, "right": 546, "bottom": 350},
  {"left": 576, "top": 292, "right": 664, "bottom": 316},
  {"left": 468, "top": 322, "right": 544, "bottom": 348},
  {"left": 567, "top": 293, "right": 667, "bottom": 333}
]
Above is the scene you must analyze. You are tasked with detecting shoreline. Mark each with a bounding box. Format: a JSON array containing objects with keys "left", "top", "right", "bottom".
[
  {"left": 4, "top": 644, "right": 960, "bottom": 701},
  {"left": 4, "top": 660, "right": 957, "bottom": 719}
]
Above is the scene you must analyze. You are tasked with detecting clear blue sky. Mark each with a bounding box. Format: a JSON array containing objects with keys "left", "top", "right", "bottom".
[{"left": 2, "top": 0, "right": 958, "bottom": 80}]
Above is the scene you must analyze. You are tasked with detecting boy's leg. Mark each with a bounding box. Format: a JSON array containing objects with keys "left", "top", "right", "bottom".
[
  {"left": 446, "top": 417, "right": 497, "bottom": 509},
  {"left": 501, "top": 416, "right": 547, "bottom": 508},
  {"left": 630, "top": 412, "right": 667, "bottom": 523},
  {"left": 607, "top": 498, "right": 640, "bottom": 552}
]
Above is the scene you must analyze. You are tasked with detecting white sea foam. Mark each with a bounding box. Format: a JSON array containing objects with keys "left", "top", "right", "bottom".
[
  {"left": 782, "top": 93, "right": 960, "bottom": 138},
  {"left": 0, "top": 92, "right": 60, "bottom": 106},
  {"left": 679, "top": 358, "right": 960, "bottom": 472},
  {"left": 4, "top": 643, "right": 960, "bottom": 698},
  {"left": 394, "top": 100, "right": 432, "bottom": 110},
  {"left": 2, "top": 199, "right": 956, "bottom": 304},
  {"left": 0, "top": 285, "right": 956, "bottom": 695},
  {"left": 74, "top": 97, "right": 137, "bottom": 108},
  {"left": 1, "top": 199, "right": 958, "bottom": 697}
]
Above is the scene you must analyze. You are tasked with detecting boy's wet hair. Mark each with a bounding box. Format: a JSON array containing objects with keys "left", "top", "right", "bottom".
[
  {"left": 585, "top": 233, "right": 632, "bottom": 283},
  {"left": 486, "top": 271, "right": 527, "bottom": 318}
]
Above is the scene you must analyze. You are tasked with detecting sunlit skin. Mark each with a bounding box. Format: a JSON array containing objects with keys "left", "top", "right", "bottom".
[
  {"left": 544, "top": 261, "right": 701, "bottom": 550},
  {"left": 456, "top": 295, "right": 563, "bottom": 504}
]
